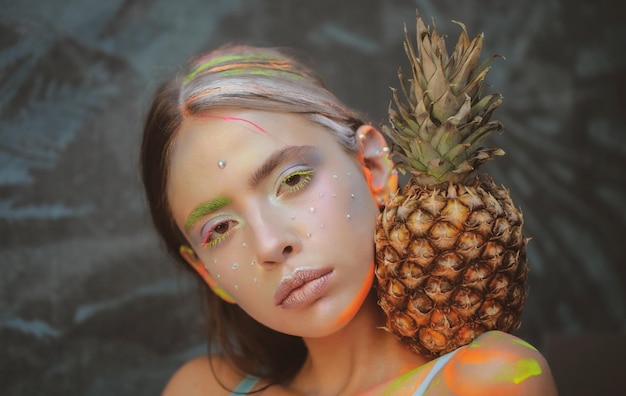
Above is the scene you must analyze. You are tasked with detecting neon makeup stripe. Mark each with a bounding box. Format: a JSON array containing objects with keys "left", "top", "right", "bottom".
[
  {"left": 185, "top": 53, "right": 280, "bottom": 83},
  {"left": 184, "top": 57, "right": 307, "bottom": 84},
  {"left": 221, "top": 115, "right": 267, "bottom": 134},
  {"left": 186, "top": 113, "right": 268, "bottom": 135},
  {"left": 185, "top": 196, "right": 231, "bottom": 232}
]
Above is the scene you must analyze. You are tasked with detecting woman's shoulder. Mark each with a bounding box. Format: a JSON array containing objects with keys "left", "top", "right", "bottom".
[
  {"left": 428, "top": 330, "right": 558, "bottom": 395},
  {"left": 161, "top": 355, "right": 261, "bottom": 396}
]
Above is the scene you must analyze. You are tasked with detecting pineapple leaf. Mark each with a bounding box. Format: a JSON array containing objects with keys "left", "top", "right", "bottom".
[{"left": 384, "top": 11, "right": 505, "bottom": 183}]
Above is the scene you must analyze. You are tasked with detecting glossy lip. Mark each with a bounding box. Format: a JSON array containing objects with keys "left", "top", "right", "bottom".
[{"left": 274, "top": 267, "right": 334, "bottom": 309}]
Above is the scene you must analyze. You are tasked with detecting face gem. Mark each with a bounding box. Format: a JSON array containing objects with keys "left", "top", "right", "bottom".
[
  {"left": 217, "top": 159, "right": 227, "bottom": 169},
  {"left": 231, "top": 262, "right": 239, "bottom": 270}
]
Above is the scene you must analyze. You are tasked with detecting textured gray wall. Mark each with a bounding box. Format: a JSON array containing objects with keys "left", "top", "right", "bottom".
[{"left": 1, "top": 0, "right": 624, "bottom": 395}]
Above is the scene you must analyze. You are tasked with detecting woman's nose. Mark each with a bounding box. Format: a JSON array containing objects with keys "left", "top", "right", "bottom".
[{"left": 246, "top": 204, "right": 301, "bottom": 268}]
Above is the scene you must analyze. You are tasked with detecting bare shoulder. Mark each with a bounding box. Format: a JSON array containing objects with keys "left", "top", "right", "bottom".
[
  {"left": 429, "top": 331, "right": 559, "bottom": 395},
  {"left": 161, "top": 355, "right": 250, "bottom": 396}
]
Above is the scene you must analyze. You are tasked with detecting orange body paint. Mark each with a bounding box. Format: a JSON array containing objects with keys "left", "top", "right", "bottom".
[
  {"left": 442, "top": 344, "right": 543, "bottom": 395},
  {"left": 331, "top": 262, "right": 375, "bottom": 329}
]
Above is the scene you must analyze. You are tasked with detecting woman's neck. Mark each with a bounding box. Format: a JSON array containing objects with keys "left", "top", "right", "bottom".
[{"left": 289, "top": 291, "right": 430, "bottom": 395}]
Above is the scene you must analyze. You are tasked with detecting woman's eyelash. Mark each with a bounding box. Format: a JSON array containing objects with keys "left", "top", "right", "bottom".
[
  {"left": 201, "top": 220, "right": 236, "bottom": 249},
  {"left": 280, "top": 169, "right": 314, "bottom": 194}
]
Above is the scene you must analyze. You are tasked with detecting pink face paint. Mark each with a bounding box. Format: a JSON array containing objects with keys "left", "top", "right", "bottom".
[
  {"left": 191, "top": 113, "right": 268, "bottom": 134},
  {"left": 220, "top": 115, "right": 267, "bottom": 134}
]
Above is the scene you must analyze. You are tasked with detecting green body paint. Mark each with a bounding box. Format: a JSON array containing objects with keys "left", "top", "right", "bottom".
[
  {"left": 184, "top": 53, "right": 278, "bottom": 83},
  {"left": 497, "top": 358, "right": 542, "bottom": 385}
]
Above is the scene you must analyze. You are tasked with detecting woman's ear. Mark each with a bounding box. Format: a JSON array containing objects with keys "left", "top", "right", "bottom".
[
  {"left": 179, "top": 246, "right": 236, "bottom": 304},
  {"left": 356, "top": 125, "right": 398, "bottom": 207}
]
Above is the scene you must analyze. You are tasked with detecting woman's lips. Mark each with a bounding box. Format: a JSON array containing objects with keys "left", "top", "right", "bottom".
[{"left": 274, "top": 268, "right": 333, "bottom": 309}]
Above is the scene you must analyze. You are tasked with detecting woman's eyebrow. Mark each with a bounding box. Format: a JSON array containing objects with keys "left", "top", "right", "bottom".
[
  {"left": 185, "top": 197, "right": 231, "bottom": 232},
  {"left": 249, "top": 145, "right": 315, "bottom": 187}
]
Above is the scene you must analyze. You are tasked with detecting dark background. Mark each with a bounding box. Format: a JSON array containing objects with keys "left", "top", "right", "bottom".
[{"left": 1, "top": 0, "right": 624, "bottom": 395}]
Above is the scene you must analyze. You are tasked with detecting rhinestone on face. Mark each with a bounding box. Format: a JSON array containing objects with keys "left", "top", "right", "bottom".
[{"left": 217, "top": 159, "right": 227, "bottom": 169}]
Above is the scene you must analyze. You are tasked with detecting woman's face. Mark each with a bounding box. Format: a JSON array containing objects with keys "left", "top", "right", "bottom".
[{"left": 167, "top": 109, "right": 379, "bottom": 337}]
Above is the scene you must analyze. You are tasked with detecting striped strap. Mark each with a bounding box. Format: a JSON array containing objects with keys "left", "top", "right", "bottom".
[
  {"left": 412, "top": 348, "right": 460, "bottom": 396},
  {"left": 230, "top": 375, "right": 260, "bottom": 395}
]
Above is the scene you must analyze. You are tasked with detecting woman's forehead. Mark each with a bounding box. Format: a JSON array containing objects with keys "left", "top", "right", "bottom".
[{"left": 173, "top": 110, "right": 333, "bottom": 151}]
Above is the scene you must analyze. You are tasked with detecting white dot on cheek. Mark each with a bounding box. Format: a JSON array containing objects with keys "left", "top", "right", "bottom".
[
  {"left": 309, "top": 207, "right": 316, "bottom": 214},
  {"left": 232, "top": 262, "right": 239, "bottom": 270}
]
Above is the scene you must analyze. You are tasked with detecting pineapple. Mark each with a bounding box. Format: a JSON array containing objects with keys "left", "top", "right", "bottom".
[{"left": 374, "top": 12, "right": 529, "bottom": 357}]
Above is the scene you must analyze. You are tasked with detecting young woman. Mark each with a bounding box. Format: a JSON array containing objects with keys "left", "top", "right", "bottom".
[{"left": 141, "top": 45, "right": 558, "bottom": 395}]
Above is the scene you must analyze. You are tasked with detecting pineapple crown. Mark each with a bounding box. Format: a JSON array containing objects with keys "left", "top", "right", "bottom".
[{"left": 384, "top": 12, "right": 505, "bottom": 185}]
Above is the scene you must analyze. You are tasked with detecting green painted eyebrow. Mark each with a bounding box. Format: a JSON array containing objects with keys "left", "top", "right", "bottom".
[{"left": 185, "top": 196, "right": 232, "bottom": 232}]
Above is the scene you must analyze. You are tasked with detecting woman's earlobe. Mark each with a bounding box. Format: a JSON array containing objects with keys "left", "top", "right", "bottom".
[
  {"left": 356, "top": 125, "right": 398, "bottom": 207},
  {"left": 179, "top": 246, "right": 236, "bottom": 304}
]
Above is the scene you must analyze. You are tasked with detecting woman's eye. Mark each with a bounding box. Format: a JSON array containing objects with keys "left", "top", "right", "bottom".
[
  {"left": 201, "top": 220, "right": 237, "bottom": 249},
  {"left": 278, "top": 169, "right": 314, "bottom": 195}
]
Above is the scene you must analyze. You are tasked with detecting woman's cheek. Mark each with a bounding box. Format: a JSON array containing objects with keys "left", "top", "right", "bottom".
[{"left": 204, "top": 239, "right": 260, "bottom": 295}]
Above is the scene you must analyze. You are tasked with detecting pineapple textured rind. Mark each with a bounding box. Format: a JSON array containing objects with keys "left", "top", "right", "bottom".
[{"left": 375, "top": 12, "right": 530, "bottom": 358}]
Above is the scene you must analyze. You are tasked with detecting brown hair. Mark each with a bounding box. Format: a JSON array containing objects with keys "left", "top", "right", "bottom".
[{"left": 140, "top": 44, "right": 366, "bottom": 387}]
